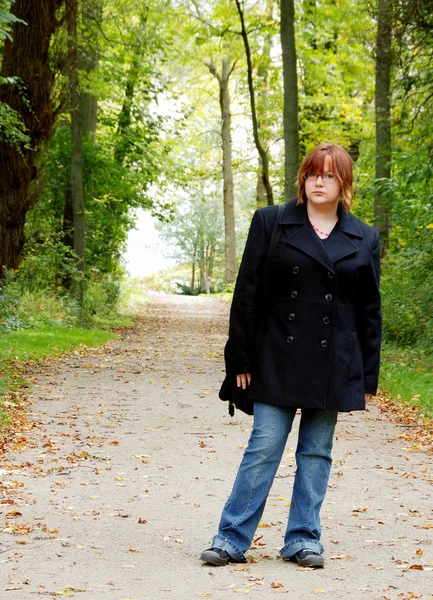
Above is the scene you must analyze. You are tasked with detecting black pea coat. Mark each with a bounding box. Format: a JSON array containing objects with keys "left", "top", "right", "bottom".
[{"left": 221, "top": 198, "right": 382, "bottom": 412}]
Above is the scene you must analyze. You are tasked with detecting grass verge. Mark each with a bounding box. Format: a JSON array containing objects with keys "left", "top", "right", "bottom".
[
  {"left": 0, "top": 325, "right": 115, "bottom": 429},
  {"left": 380, "top": 343, "right": 433, "bottom": 419}
]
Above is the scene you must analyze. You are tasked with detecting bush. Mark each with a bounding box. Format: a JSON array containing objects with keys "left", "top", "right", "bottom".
[
  {"left": 381, "top": 243, "right": 433, "bottom": 349},
  {"left": 81, "top": 278, "right": 122, "bottom": 323},
  {"left": 0, "top": 272, "right": 25, "bottom": 332}
]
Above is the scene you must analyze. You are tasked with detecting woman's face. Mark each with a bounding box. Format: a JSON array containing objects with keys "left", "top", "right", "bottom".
[{"left": 305, "top": 156, "right": 341, "bottom": 208}]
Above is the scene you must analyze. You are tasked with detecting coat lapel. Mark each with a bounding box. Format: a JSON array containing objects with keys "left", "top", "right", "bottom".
[
  {"left": 279, "top": 199, "right": 364, "bottom": 272},
  {"left": 325, "top": 207, "right": 363, "bottom": 264}
]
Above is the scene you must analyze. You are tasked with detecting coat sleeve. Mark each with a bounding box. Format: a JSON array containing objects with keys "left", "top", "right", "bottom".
[
  {"left": 357, "top": 230, "right": 382, "bottom": 395},
  {"left": 224, "top": 209, "right": 268, "bottom": 376}
]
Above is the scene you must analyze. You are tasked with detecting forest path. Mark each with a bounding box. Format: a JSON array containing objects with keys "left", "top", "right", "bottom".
[{"left": 0, "top": 294, "right": 432, "bottom": 600}]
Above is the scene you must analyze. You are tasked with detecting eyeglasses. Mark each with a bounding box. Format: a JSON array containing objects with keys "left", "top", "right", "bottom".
[{"left": 304, "top": 172, "right": 337, "bottom": 183}]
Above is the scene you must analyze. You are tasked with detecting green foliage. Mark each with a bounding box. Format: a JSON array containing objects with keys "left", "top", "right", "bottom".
[
  {"left": 0, "top": 271, "right": 25, "bottom": 332},
  {"left": 80, "top": 278, "right": 121, "bottom": 323},
  {"left": 297, "top": 0, "right": 376, "bottom": 155},
  {"left": 26, "top": 125, "right": 147, "bottom": 279},
  {"left": 156, "top": 185, "right": 226, "bottom": 293},
  {"left": 380, "top": 344, "right": 433, "bottom": 418},
  {"left": 0, "top": 99, "right": 29, "bottom": 151},
  {"left": 0, "top": 1, "right": 25, "bottom": 41}
]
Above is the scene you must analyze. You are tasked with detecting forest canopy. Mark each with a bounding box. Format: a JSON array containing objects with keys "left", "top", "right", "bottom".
[{"left": 0, "top": 0, "right": 432, "bottom": 352}]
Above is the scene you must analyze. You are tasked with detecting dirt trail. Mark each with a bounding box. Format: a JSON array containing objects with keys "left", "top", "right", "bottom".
[{"left": 0, "top": 294, "right": 432, "bottom": 600}]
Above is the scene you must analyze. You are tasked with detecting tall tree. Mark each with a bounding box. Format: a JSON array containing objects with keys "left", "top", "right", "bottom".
[
  {"left": 67, "top": 0, "right": 86, "bottom": 300},
  {"left": 0, "top": 0, "right": 64, "bottom": 279},
  {"left": 280, "top": 0, "right": 299, "bottom": 200},
  {"left": 374, "top": 0, "right": 393, "bottom": 256},
  {"left": 235, "top": 0, "right": 274, "bottom": 205},
  {"left": 255, "top": 0, "right": 274, "bottom": 208},
  {"left": 205, "top": 58, "right": 237, "bottom": 286}
]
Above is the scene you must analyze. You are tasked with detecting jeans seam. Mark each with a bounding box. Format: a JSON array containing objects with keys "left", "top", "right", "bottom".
[
  {"left": 228, "top": 405, "right": 277, "bottom": 535},
  {"left": 302, "top": 411, "right": 325, "bottom": 530}
]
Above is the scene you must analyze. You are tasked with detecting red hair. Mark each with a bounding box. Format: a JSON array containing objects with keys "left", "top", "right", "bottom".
[{"left": 297, "top": 143, "right": 353, "bottom": 211}]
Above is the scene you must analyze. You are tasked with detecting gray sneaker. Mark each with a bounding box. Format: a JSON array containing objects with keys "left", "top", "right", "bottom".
[
  {"left": 200, "top": 547, "right": 247, "bottom": 566},
  {"left": 289, "top": 549, "right": 324, "bottom": 568}
]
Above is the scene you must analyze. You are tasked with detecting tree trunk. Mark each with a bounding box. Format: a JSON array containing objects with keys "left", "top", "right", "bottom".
[
  {"left": 0, "top": 0, "right": 64, "bottom": 279},
  {"left": 79, "top": 0, "right": 101, "bottom": 139},
  {"left": 374, "top": 0, "right": 393, "bottom": 256},
  {"left": 256, "top": 0, "right": 273, "bottom": 208},
  {"left": 68, "top": 0, "right": 86, "bottom": 302},
  {"left": 280, "top": 0, "right": 300, "bottom": 200},
  {"left": 191, "top": 259, "right": 195, "bottom": 293},
  {"left": 199, "top": 236, "right": 208, "bottom": 294},
  {"left": 205, "top": 58, "right": 237, "bottom": 286},
  {"left": 235, "top": 0, "right": 274, "bottom": 206}
]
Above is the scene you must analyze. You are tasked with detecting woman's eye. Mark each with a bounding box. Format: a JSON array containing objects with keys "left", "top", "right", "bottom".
[{"left": 324, "top": 174, "right": 335, "bottom": 180}]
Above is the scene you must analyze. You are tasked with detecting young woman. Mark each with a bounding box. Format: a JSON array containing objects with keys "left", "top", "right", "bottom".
[{"left": 201, "top": 143, "right": 382, "bottom": 568}]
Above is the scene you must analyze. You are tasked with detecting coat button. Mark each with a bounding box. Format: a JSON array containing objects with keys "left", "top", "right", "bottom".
[
  {"left": 287, "top": 336, "right": 294, "bottom": 344},
  {"left": 288, "top": 313, "right": 295, "bottom": 321},
  {"left": 293, "top": 266, "right": 300, "bottom": 274},
  {"left": 328, "top": 272, "right": 335, "bottom": 279},
  {"left": 323, "top": 316, "right": 330, "bottom": 325},
  {"left": 321, "top": 339, "right": 328, "bottom": 348},
  {"left": 291, "top": 291, "right": 298, "bottom": 299},
  {"left": 325, "top": 293, "right": 332, "bottom": 301}
]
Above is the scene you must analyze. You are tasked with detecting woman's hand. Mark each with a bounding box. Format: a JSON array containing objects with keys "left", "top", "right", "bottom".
[
  {"left": 365, "top": 393, "right": 373, "bottom": 404},
  {"left": 237, "top": 373, "right": 252, "bottom": 389}
]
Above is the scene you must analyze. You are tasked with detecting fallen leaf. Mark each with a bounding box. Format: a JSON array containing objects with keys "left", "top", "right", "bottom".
[{"left": 271, "top": 582, "right": 284, "bottom": 589}]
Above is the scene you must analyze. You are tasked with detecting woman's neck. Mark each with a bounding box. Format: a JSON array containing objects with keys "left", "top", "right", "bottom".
[{"left": 306, "top": 202, "right": 339, "bottom": 223}]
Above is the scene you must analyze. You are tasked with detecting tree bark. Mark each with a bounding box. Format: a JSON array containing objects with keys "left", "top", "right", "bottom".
[
  {"left": 256, "top": 0, "right": 273, "bottom": 208},
  {"left": 280, "top": 0, "right": 300, "bottom": 200},
  {"left": 374, "top": 0, "right": 393, "bottom": 256},
  {"left": 235, "top": 0, "right": 274, "bottom": 206},
  {"left": 205, "top": 58, "right": 237, "bottom": 286},
  {"left": 199, "top": 236, "right": 209, "bottom": 294},
  {"left": 68, "top": 0, "right": 86, "bottom": 301},
  {"left": 191, "top": 259, "right": 195, "bottom": 293},
  {"left": 0, "top": 0, "right": 64, "bottom": 279},
  {"left": 79, "top": 0, "right": 101, "bottom": 139}
]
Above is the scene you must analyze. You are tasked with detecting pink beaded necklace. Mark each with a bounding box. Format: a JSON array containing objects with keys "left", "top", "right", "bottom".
[{"left": 309, "top": 218, "right": 339, "bottom": 238}]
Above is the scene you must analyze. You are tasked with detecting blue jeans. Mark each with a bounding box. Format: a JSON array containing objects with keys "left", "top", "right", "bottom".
[{"left": 212, "top": 401, "right": 338, "bottom": 561}]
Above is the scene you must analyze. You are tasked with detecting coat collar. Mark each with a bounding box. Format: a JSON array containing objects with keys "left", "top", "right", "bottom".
[{"left": 278, "top": 199, "right": 363, "bottom": 272}]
